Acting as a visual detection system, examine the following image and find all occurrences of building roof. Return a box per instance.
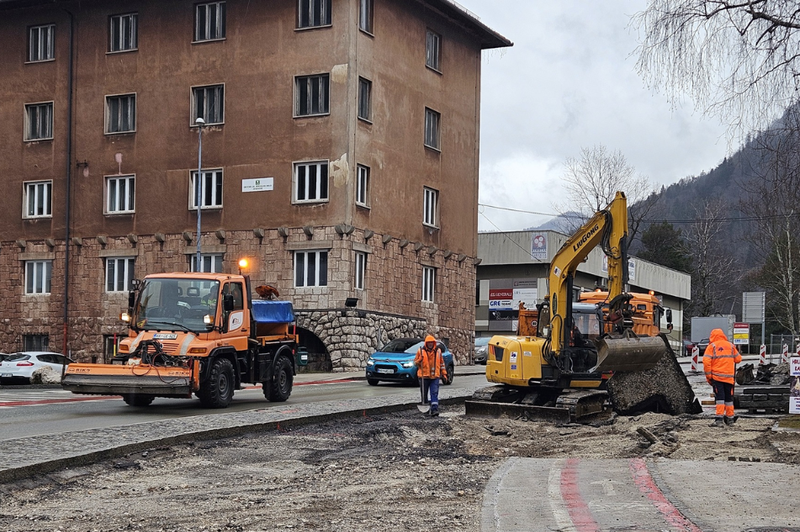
[0,0,513,49]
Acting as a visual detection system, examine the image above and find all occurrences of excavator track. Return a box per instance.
[465,386,610,423]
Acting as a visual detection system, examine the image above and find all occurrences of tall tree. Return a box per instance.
[635,0,800,135]
[685,200,738,317]
[637,221,692,273]
[560,144,655,243]
[740,106,800,336]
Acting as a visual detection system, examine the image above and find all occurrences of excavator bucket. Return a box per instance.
[592,335,669,373]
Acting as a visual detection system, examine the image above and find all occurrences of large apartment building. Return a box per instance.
[0,0,511,368]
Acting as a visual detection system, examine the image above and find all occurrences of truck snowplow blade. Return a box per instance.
[592,335,668,373]
[62,364,192,397]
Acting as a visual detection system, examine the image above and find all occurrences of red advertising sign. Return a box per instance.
[489,289,513,300]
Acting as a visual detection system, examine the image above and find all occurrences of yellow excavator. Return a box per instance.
[466,191,699,422]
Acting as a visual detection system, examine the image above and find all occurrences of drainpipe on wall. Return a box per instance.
[62,10,74,358]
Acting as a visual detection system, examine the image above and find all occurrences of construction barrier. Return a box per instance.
[782,343,789,364]
[690,345,700,372]
[759,344,767,365]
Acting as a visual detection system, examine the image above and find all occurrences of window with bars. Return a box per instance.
[356,164,369,207]
[424,107,440,150]
[295,74,329,116]
[106,94,136,133]
[423,187,438,228]
[190,169,223,209]
[28,24,54,62]
[24,180,52,219]
[294,250,328,287]
[25,102,53,141]
[105,257,135,292]
[426,29,441,71]
[195,1,226,41]
[25,260,52,295]
[192,84,224,124]
[359,0,373,33]
[298,0,331,28]
[358,77,371,121]
[355,251,366,290]
[293,161,329,203]
[190,254,224,273]
[422,266,436,303]
[24,334,49,351]
[109,13,137,52]
[106,175,135,214]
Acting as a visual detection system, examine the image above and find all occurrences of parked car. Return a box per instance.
[474,336,491,365]
[0,352,74,384]
[366,338,454,386]
[0,353,8,364]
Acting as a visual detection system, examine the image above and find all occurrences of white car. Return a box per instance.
[0,352,74,383]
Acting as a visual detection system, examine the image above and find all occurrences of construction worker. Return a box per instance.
[414,334,448,416]
[703,328,742,427]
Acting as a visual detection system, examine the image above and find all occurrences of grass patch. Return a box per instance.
[777,415,800,429]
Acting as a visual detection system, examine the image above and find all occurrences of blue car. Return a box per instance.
[366,337,454,386]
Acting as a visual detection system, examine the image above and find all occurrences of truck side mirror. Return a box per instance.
[666,308,673,323]
[128,290,136,313]
[223,293,234,312]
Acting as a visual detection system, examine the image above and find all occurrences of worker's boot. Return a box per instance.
[710,418,724,427]
[724,415,738,426]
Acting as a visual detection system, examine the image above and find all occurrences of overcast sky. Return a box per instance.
[454,0,732,231]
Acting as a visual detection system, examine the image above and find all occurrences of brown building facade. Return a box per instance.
[0,0,511,368]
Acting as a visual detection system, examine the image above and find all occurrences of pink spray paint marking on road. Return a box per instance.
[629,458,703,532]
[561,458,601,532]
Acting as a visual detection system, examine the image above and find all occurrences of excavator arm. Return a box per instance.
[548,191,629,357]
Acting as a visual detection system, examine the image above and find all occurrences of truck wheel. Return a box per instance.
[444,363,455,385]
[197,358,235,408]
[264,357,293,402]
[122,394,155,407]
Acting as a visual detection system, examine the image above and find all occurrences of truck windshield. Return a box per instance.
[135,278,220,332]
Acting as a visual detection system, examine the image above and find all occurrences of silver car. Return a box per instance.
[0,352,74,383]
[474,336,491,365]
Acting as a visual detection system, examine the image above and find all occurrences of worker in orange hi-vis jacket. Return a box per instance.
[703,328,742,427]
[414,334,447,416]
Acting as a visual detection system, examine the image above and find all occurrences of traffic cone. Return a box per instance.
[759,344,767,365]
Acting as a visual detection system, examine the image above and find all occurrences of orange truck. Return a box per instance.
[62,272,306,408]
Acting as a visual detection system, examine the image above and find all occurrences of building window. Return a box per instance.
[195,1,226,41]
[423,187,438,228]
[355,251,366,290]
[191,254,223,273]
[356,164,369,207]
[359,0,373,33]
[295,74,329,116]
[106,175,136,214]
[358,77,371,121]
[192,84,224,125]
[24,180,52,219]
[294,250,328,287]
[25,260,52,295]
[109,13,137,52]
[293,161,329,203]
[298,0,331,28]
[28,24,54,62]
[105,257,135,292]
[190,169,223,209]
[106,94,136,133]
[426,29,441,71]
[424,107,440,150]
[422,266,436,302]
[25,102,53,141]
[24,334,49,351]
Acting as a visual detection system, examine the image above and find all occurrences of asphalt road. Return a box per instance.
[0,372,489,441]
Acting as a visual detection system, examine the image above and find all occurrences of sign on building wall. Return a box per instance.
[531,234,547,260]
[241,177,274,192]
[790,357,800,414]
[488,279,540,331]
